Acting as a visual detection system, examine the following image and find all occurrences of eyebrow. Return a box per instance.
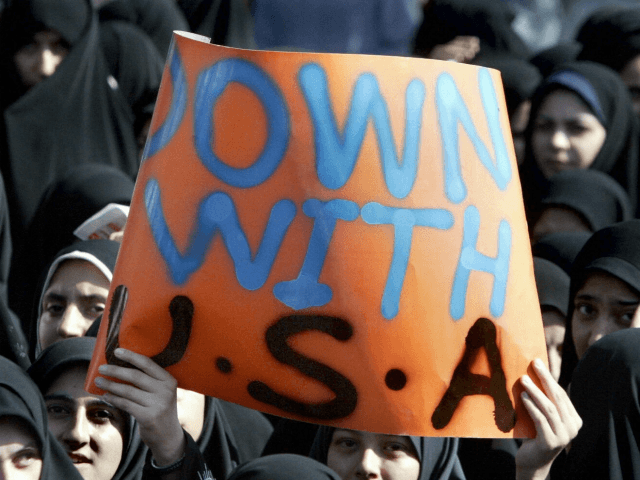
[44,393,117,410]
[575,294,639,306]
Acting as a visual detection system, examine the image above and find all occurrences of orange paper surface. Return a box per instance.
[87,32,547,438]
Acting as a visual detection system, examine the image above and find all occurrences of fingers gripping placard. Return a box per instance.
[87,33,547,437]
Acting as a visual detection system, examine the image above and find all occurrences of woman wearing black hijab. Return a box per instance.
[0,0,141,245]
[29,337,148,480]
[310,426,465,480]
[0,355,83,479]
[9,164,134,330]
[566,328,640,479]
[558,220,640,389]
[227,454,341,480]
[531,231,591,276]
[30,239,120,360]
[576,6,640,115]
[520,62,640,217]
[530,170,632,244]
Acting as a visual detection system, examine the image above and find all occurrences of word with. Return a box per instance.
[145,179,511,320]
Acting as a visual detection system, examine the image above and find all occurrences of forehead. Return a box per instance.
[44,363,89,398]
[576,270,640,300]
[0,417,39,448]
[31,29,64,45]
[537,89,596,120]
[47,259,110,293]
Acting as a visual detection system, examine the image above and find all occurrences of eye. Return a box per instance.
[46,403,70,417]
[13,448,41,469]
[89,303,105,316]
[44,302,65,316]
[533,119,553,132]
[575,303,595,318]
[566,122,589,135]
[88,407,117,425]
[617,309,637,327]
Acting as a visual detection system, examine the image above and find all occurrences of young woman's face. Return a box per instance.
[44,365,127,480]
[0,417,42,480]
[13,29,69,87]
[39,260,110,352]
[327,429,420,480]
[531,90,607,179]
[572,271,640,359]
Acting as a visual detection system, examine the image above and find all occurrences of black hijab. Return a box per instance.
[537,169,632,232]
[531,231,591,276]
[310,426,465,480]
[534,257,570,318]
[414,0,529,59]
[29,239,120,360]
[0,0,140,243]
[197,397,273,480]
[28,337,147,480]
[177,0,255,48]
[520,62,640,216]
[567,328,640,479]
[97,0,189,57]
[228,454,341,480]
[558,220,640,389]
[577,5,640,73]
[0,355,84,480]
[9,164,133,332]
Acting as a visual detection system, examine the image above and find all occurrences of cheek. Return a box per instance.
[574,131,606,168]
[571,315,590,359]
[383,457,421,480]
[327,450,354,478]
[95,426,124,477]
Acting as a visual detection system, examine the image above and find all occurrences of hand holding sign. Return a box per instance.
[87,32,547,437]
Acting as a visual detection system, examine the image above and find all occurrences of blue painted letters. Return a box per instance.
[194,58,290,188]
[361,203,454,319]
[437,68,511,204]
[274,199,359,310]
[143,46,188,160]
[144,178,296,287]
[450,206,511,320]
[299,63,425,199]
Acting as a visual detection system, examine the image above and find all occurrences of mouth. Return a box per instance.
[67,453,92,465]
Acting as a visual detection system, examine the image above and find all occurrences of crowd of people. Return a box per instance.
[1,0,640,478]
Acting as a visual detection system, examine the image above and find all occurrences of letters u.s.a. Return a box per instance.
[87,32,547,438]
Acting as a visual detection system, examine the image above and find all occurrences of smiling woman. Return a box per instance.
[28,337,147,480]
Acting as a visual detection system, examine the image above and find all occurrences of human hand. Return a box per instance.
[428,36,480,63]
[94,348,185,466]
[515,359,582,480]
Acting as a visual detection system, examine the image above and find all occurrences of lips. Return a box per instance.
[67,452,92,465]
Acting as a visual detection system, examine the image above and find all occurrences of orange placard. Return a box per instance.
[87,32,546,438]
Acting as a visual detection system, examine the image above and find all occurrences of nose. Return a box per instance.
[588,315,616,349]
[550,128,570,151]
[39,48,59,77]
[63,409,90,448]
[57,304,88,340]
[356,448,381,478]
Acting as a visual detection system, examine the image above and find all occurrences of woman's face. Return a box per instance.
[39,260,110,352]
[531,90,607,179]
[44,365,127,480]
[327,429,420,480]
[13,29,69,88]
[0,417,42,480]
[572,271,640,359]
